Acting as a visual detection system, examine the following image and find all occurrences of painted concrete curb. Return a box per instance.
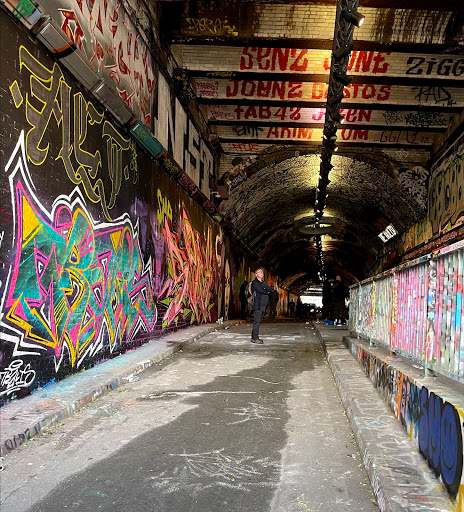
[0,320,243,457]
[317,330,453,512]
[344,336,464,509]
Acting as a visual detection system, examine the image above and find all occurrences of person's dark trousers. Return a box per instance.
[269,304,277,321]
[252,306,266,339]
[240,301,247,320]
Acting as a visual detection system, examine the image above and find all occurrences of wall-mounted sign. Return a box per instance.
[378,224,398,243]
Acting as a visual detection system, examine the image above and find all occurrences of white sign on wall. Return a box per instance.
[378,224,398,243]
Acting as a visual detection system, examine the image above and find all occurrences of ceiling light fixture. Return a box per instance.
[327,91,344,107]
[333,70,352,86]
[341,8,365,28]
[330,111,345,124]
[333,43,353,61]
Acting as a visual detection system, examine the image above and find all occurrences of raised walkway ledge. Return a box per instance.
[0,320,243,458]
[316,322,461,512]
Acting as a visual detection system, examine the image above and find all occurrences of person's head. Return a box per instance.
[255,268,264,280]
[336,275,341,281]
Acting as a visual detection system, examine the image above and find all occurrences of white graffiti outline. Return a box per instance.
[150,449,279,493]
[225,402,281,425]
[1,131,157,368]
[0,359,36,396]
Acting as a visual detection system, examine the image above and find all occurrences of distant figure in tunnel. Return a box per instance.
[333,275,349,326]
[295,297,303,320]
[322,278,334,322]
[288,299,295,318]
[269,285,279,322]
[239,279,249,320]
[251,268,273,344]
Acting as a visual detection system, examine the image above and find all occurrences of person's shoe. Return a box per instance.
[251,338,263,344]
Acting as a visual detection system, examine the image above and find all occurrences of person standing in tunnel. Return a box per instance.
[322,278,334,322]
[288,299,295,318]
[239,279,249,320]
[269,285,279,322]
[333,275,349,326]
[250,268,273,344]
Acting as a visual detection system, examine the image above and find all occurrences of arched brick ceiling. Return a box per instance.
[219,148,427,283]
[159,0,464,289]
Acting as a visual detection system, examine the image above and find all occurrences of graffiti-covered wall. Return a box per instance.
[349,341,464,505]
[38,0,157,126]
[15,0,215,197]
[428,133,464,238]
[0,10,241,405]
[401,130,464,253]
[349,238,464,381]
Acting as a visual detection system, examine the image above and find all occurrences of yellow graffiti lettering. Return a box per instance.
[186,17,238,36]
[19,46,65,166]
[157,189,173,227]
[13,46,138,222]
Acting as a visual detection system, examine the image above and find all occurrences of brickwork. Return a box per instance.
[174,3,459,45]
[216,124,436,147]
[180,46,464,80]
[208,105,452,129]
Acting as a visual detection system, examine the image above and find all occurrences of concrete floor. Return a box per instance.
[1,321,378,512]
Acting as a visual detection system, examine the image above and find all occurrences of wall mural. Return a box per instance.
[10,45,138,222]
[30,0,215,196]
[0,25,225,404]
[401,132,464,250]
[350,240,464,379]
[2,134,157,373]
[350,342,464,504]
[0,134,222,402]
[40,0,156,125]
[429,135,464,237]
[158,202,220,329]
[349,242,464,503]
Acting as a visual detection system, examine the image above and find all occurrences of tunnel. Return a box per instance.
[0,0,464,510]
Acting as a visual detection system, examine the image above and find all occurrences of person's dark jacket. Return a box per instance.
[333,281,348,302]
[239,281,248,302]
[269,289,279,304]
[251,278,272,313]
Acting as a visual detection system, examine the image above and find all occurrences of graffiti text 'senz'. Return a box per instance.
[240,48,390,74]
